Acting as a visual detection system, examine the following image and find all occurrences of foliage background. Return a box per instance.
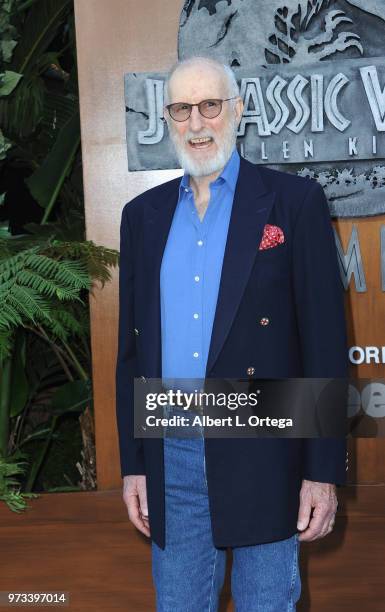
[0,0,118,510]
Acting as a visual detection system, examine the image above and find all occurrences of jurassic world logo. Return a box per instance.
[124,0,385,218]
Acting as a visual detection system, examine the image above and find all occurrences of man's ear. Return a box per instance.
[235,96,244,125]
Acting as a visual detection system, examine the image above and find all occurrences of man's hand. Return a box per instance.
[123,475,150,537]
[297,479,338,542]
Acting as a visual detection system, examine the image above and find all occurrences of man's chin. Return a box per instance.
[185,159,221,177]
[178,150,222,177]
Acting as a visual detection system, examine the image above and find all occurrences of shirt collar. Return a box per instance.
[179,146,240,195]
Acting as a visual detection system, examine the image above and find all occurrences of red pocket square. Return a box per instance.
[258,224,285,250]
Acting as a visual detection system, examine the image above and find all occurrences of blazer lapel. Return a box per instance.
[205,156,276,375]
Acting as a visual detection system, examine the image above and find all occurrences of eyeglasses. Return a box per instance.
[165,97,238,122]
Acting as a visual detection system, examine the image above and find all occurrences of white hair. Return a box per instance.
[164,56,240,107]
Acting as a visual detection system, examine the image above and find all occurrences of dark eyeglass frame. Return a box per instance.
[165,97,238,121]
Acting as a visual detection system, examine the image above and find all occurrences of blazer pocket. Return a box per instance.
[257,241,289,259]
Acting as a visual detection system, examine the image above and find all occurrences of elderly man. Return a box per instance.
[116,56,348,611]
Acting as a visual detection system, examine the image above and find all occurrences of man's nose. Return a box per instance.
[188,105,204,131]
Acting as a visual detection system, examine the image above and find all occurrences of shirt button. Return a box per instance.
[193,352,199,358]
[193,313,199,319]
[184,187,189,192]
[194,275,200,282]
[197,240,203,246]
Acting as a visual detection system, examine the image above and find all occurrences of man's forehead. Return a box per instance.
[168,65,225,99]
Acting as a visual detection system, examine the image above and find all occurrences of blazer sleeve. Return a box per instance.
[292,180,348,485]
[115,204,146,478]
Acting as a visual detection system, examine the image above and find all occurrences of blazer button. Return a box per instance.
[260,317,270,326]
[247,367,255,376]
[134,328,139,335]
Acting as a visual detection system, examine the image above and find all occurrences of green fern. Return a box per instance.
[0,452,39,512]
[0,236,118,360]
[47,239,119,287]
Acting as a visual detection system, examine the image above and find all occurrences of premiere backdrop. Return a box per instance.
[73,0,385,608]
[76,0,385,487]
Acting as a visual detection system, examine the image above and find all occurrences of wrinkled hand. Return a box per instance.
[297,479,338,542]
[123,475,150,537]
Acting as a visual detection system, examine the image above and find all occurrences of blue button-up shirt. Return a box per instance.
[160,147,240,390]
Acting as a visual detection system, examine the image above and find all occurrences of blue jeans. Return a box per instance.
[151,407,301,611]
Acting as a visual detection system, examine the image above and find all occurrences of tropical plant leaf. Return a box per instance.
[0,329,13,363]
[0,0,19,64]
[0,73,45,137]
[0,451,39,510]
[10,0,72,76]
[9,329,29,418]
[0,0,72,137]
[18,425,53,447]
[0,245,93,358]
[50,380,91,415]
[39,90,78,148]
[51,307,85,336]
[0,70,22,96]
[1,39,18,64]
[25,109,80,213]
[45,240,119,286]
[0,128,12,159]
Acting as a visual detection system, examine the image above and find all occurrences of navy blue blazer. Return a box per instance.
[115,154,348,549]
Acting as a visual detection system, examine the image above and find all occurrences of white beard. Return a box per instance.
[168,113,238,177]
